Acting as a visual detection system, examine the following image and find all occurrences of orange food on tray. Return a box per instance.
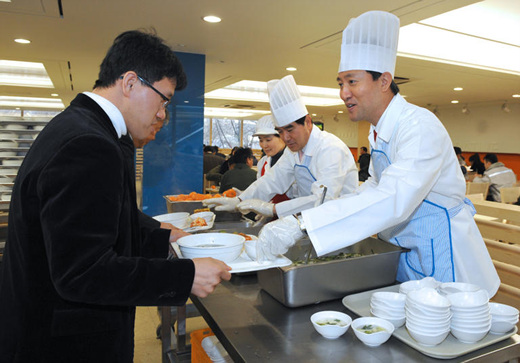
[190,217,207,228]
[222,189,236,198]
[167,189,235,202]
[237,232,252,241]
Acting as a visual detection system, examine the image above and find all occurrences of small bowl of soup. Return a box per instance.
[310,311,352,339]
[352,317,394,347]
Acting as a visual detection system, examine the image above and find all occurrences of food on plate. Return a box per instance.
[194,207,211,213]
[222,188,237,198]
[316,318,349,327]
[167,189,236,202]
[356,324,387,334]
[190,217,208,228]
[292,252,363,266]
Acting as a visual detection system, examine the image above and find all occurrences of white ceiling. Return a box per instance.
[0,0,519,118]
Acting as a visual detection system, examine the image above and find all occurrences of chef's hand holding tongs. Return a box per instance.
[256,215,305,261]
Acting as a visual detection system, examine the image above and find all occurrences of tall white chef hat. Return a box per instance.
[339,11,400,77]
[253,115,278,136]
[267,75,308,127]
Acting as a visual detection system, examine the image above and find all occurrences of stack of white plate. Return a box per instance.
[438,282,481,296]
[370,291,406,328]
[489,302,519,335]
[447,290,490,343]
[405,288,451,346]
[399,277,441,295]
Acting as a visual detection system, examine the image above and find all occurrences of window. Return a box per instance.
[204,118,261,150]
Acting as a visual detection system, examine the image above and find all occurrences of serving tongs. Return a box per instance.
[304,185,327,264]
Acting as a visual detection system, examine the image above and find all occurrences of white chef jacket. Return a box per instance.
[302,94,500,297]
[240,125,358,217]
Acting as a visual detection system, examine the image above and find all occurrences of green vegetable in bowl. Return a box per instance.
[316,318,348,327]
[357,324,386,334]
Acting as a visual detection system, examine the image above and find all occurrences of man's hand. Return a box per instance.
[191,258,232,297]
[237,199,274,217]
[160,222,190,242]
[202,197,240,212]
[256,215,305,261]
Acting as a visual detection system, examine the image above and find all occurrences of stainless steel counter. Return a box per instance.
[192,274,520,363]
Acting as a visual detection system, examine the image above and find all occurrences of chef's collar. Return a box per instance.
[83,92,127,138]
[370,94,405,144]
[300,124,321,157]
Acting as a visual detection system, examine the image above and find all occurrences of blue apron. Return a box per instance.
[371,139,462,283]
[294,155,317,197]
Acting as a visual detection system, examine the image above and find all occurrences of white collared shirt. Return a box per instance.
[83,92,127,139]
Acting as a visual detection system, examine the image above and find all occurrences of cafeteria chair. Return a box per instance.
[466,182,490,199]
[500,186,520,204]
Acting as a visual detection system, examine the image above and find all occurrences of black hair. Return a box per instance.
[294,115,308,126]
[454,147,462,155]
[203,146,214,153]
[361,146,368,153]
[366,71,399,95]
[94,29,187,90]
[484,153,498,164]
[229,147,253,165]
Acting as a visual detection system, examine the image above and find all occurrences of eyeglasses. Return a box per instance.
[136,75,170,109]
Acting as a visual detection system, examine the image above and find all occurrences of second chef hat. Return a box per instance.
[339,11,400,77]
[267,75,308,127]
[253,114,278,136]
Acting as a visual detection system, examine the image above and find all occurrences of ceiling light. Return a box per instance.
[0,96,64,109]
[51,93,59,97]
[338,111,343,114]
[312,114,317,116]
[513,94,520,98]
[451,100,459,104]
[502,102,511,113]
[14,38,30,44]
[204,107,269,118]
[205,80,343,107]
[462,104,470,115]
[286,67,297,72]
[203,15,221,23]
[0,60,54,88]
[454,87,463,91]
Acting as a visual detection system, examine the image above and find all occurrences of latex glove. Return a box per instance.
[232,187,243,197]
[202,197,240,212]
[237,199,274,217]
[256,215,304,261]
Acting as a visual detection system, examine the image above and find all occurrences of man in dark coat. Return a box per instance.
[0,30,231,362]
[357,146,371,182]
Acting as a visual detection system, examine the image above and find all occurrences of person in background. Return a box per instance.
[218,146,239,175]
[213,145,226,159]
[358,146,371,182]
[473,153,517,202]
[454,146,467,177]
[219,147,257,193]
[205,75,358,219]
[468,153,486,176]
[255,11,499,298]
[203,145,225,174]
[0,30,231,362]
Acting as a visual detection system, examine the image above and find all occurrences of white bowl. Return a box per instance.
[153,212,190,228]
[451,325,490,343]
[190,211,215,223]
[447,290,489,309]
[352,317,394,347]
[310,311,352,339]
[370,301,405,316]
[439,282,481,295]
[406,325,450,346]
[408,288,451,309]
[399,277,440,295]
[243,235,259,260]
[489,319,518,335]
[405,302,451,318]
[489,302,519,319]
[371,292,406,307]
[451,317,491,330]
[370,310,405,329]
[177,233,245,263]
[406,315,451,329]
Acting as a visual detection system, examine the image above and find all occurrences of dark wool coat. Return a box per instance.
[0,94,195,362]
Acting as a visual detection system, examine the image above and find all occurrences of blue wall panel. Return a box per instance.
[141,52,205,216]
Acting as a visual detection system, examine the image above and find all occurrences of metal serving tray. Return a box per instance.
[164,195,243,222]
[257,237,407,308]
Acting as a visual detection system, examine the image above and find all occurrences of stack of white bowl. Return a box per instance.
[405,288,451,346]
[447,290,491,343]
[438,282,481,296]
[370,291,406,328]
[399,277,441,295]
[489,302,519,335]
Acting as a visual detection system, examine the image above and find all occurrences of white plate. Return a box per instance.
[183,215,216,232]
[227,251,292,273]
[342,285,518,360]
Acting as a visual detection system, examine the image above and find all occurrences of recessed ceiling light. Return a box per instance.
[0,96,64,109]
[312,114,317,116]
[204,107,269,118]
[14,38,31,44]
[338,111,343,114]
[286,67,297,72]
[203,15,221,23]
[451,100,459,104]
[51,93,59,97]
[513,94,520,98]
[454,87,463,91]
[0,60,54,88]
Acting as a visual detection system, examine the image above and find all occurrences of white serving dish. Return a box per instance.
[352,316,394,347]
[153,212,190,228]
[177,233,245,263]
[489,319,518,335]
[190,211,215,224]
[310,311,352,340]
[489,302,519,318]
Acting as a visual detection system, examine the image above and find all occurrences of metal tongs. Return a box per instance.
[304,185,327,264]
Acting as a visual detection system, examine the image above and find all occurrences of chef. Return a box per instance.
[255,11,500,297]
[204,75,358,218]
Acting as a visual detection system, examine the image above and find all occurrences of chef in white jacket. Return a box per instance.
[256,11,500,297]
[204,75,358,218]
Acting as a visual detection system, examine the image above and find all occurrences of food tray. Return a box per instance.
[257,237,407,308]
[342,285,518,360]
[164,195,242,222]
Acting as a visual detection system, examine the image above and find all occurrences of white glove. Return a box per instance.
[237,199,274,217]
[256,215,304,261]
[202,197,240,212]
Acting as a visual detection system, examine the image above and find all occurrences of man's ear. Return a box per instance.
[120,71,138,97]
[380,72,393,93]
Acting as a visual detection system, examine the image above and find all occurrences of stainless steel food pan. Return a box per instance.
[257,237,406,308]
